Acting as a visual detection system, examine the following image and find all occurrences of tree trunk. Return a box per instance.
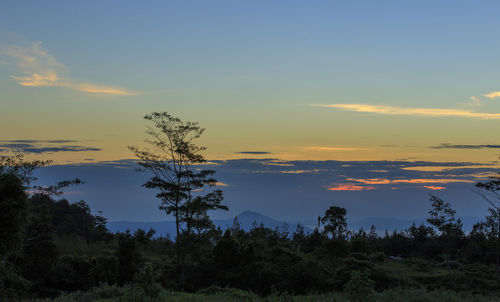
[174,206,185,285]
[497,208,499,266]
[0,259,5,299]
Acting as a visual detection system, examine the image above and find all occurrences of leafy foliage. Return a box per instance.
[321,206,348,239]
[344,270,375,302]
[0,172,28,257]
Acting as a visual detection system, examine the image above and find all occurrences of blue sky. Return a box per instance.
[2,1,500,223]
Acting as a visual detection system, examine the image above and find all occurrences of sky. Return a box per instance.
[32,158,499,227]
[1,1,500,223]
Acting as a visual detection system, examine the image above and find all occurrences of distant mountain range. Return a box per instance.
[107,211,313,237]
[107,211,483,237]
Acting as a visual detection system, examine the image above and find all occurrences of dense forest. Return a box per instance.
[1,113,500,302]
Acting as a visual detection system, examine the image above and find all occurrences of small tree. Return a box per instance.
[427,194,462,260]
[0,173,28,259]
[475,174,500,265]
[0,154,51,298]
[0,153,84,297]
[0,154,51,189]
[129,112,228,283]
[0,173,28,297]
[321,206,347,240]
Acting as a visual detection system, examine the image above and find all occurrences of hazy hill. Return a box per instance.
[108,211,482,237]
[350,216,481,233]
[107,210,312,237]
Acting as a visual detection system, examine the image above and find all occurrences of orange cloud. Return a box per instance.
[11,71,59,87]
[327,183,376,191]
[346,178,391,184]
[279,170,314,174]
[313,104,500,119]
[423,186,445,190]
[347,177,473,185]
[72,83,137,96]
[402,165,500,172]
[391,178,473,184]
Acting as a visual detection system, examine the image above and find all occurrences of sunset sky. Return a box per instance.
[1,1,500,223]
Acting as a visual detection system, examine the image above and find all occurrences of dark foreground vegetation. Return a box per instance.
[1,113,500,301]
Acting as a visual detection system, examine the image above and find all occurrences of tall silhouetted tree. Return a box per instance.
[321,206,347,240]
[129,112,227,284]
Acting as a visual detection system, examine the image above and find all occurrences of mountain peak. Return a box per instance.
[237,210,265,219]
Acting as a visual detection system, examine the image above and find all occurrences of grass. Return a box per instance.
[25,258,500,302]
[372,258,500,293]
[29,287,500,302]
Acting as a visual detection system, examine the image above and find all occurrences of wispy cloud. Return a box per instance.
[192,181,229,193]
[346,178,391,184]
[0,140,101,154]
[392,178,473,184]
[306,146,366,151]
[401,165,500,172]
[236,151,272,155]
[430,143,500,149]
[483,91,500,99]
[326,177,470,192]
[1,42,136,96]
[313,104,500,119]
[69,83,137,96]
[1,139,78,144]
[469,96,481,106]
[261,160,294,167]
[423,186,445,190]
[347,177,473,184]
[327,183,376,191]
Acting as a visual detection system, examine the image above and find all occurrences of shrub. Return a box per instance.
[197,285,258,300]
[344,270,375,302]
[131,264,161,299]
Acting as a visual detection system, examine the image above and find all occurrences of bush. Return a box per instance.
[344,270,375,302]
[50,255,92,292]
[90,255,119,286]
[47,283,129,302]
[131,264,161,299]
[196,285,258,300]
[0,260,30,299]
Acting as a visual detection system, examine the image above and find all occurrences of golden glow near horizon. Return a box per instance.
[6,139,500,166]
